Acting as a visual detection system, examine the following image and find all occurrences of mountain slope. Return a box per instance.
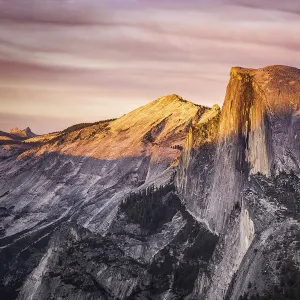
[0,94,213,299]
[0,94,208,237]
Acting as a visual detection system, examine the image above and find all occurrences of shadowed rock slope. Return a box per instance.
[1,66,300,299]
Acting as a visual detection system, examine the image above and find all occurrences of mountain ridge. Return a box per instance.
[9,127,36,139]
[20,94,212,161]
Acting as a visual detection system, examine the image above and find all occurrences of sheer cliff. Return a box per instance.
[0,66,300,300]
[176,65,300,299]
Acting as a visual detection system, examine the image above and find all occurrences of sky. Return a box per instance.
[0,0,300,134]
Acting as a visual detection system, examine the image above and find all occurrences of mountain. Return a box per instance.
[9,127,37,139]
[0,127,37,145]
[0,66,300,300]
[0,95,214,299]
[0,127,38,158]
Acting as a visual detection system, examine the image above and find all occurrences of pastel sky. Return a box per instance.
[0,0,300,134]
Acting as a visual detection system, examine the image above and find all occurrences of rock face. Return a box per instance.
[176,65,300,299]
[0,66,300,300]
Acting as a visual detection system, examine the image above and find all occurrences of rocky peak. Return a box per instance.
[9,127,36,139]
[155,94,189,105]
[157,93,184,101]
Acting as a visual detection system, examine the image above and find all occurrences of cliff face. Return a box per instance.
[177,65,300,234]
[176,65,300,299]
[0,66,300,300]
[227,66,300,176]
[175,104,221,228]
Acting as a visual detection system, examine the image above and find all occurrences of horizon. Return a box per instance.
[1,0,300,134]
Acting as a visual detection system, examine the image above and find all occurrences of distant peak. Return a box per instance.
[10,127,32,133]
[9,127,36,138]
[25,127,33,133]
